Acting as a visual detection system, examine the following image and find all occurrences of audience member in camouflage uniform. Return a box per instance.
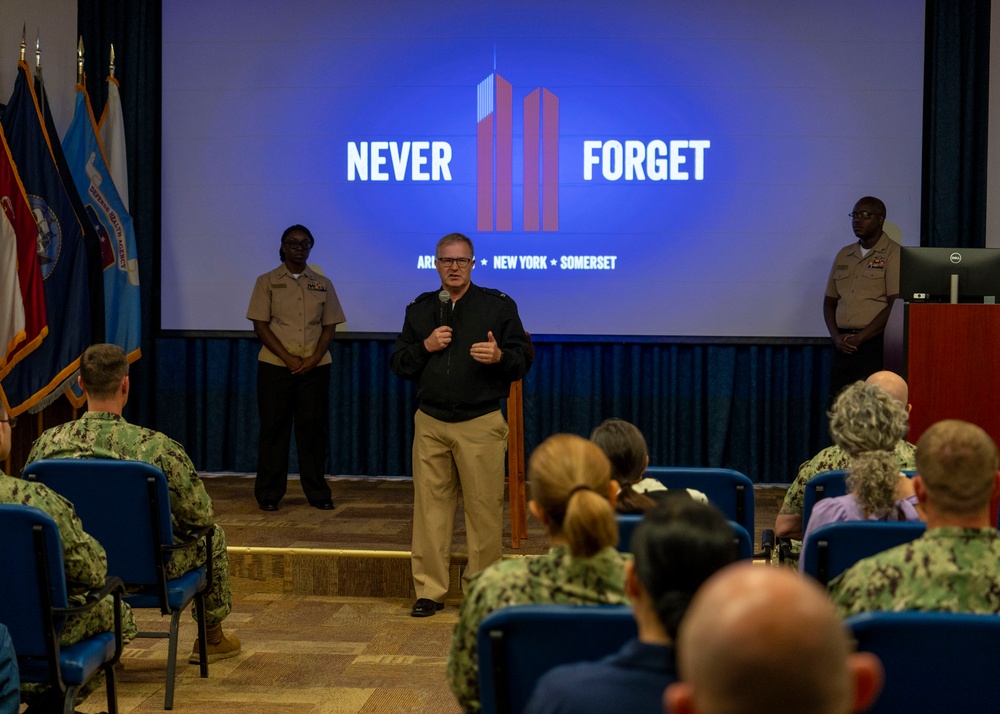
[25,344,240,665]
[447,434,628,714]
[774,371,915,560]
[666,565,883,714]
[0,402,137,707]
[830,419,1000,616]
[0,623,17,713]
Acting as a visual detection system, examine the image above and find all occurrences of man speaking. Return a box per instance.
[391,233,533,617]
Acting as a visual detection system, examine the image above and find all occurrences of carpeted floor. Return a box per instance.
[70,594,464,714]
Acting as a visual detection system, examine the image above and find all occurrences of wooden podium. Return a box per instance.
[905,303,1000,445]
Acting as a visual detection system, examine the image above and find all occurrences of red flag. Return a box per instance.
[0,122,47,379]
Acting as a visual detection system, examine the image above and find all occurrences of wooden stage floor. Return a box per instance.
[204,474,786,556]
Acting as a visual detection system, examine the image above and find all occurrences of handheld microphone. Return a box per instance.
[438,289,451,328]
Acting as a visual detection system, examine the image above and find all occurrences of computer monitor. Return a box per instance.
[900,247,1000,304]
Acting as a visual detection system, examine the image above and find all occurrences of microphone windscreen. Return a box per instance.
[438,289,450,303]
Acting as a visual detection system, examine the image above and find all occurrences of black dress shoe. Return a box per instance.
[411,598,444,617]
[310,499,335,510]
[258,500,279,511]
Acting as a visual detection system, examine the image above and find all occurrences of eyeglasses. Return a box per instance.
[437,257,474,268]
[0,416,15,428]
[282,239,313,249]
[848,211,883,220]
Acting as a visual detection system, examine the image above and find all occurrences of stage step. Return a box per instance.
[228,547,531,599]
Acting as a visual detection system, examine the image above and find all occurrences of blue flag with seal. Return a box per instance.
[0,62,91,415]
[62,83,141,365]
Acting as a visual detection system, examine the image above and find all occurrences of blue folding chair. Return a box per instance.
[616,514,752,560]
[800,469,849,533]
[477,604,636,714]
[615,514,643,553]
[25,459,213,710]
[644,467,755,536]
[0,504,124,714]
[846,611,1000,713]
[800,521,926,586]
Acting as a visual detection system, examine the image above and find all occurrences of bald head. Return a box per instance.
[864,371,908,408]
[915,419,999,518]
[665,565,882,714]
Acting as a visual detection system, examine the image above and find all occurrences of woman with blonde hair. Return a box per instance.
[447,433,628,713]
[803,381,924,545]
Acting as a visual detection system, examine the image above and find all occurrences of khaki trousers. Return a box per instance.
[411,409,509,601]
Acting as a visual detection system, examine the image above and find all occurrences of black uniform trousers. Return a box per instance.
[829,332,884,404]
[255,361,332,504]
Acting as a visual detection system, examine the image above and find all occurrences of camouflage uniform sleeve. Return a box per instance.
[447,564,528,714]
[780,458,815,516]
[47,490,108,595]
[156,436,214,535]
[447,573,497,713]
[828,554,906,618]
[898,441,917,469]
[781,447,851,516]
[25,429,56,464]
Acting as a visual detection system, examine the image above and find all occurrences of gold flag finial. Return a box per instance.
[20,25,25,62]
[109,44,116,79]
[77,36,84,85]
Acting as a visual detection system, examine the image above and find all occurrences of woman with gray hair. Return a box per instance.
[802,381,924,544]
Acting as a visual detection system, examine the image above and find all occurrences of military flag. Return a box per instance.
[98,72,129,212]
[0,62,92,415]
[62,82,141,365]
[0,122,47,379]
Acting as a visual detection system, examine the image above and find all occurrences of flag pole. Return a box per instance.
[20,25,25,62]
[34,32,41,79]
[109,44,116,79]
[77,36,85,85]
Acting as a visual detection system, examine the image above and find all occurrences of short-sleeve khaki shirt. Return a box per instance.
[246,264,346,366]
[825,231,900,330]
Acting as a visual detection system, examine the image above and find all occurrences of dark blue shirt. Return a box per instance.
[523,639,676,714]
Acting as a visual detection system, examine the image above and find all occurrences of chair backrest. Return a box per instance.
[801,469,848,532]
[800,521,926,586]
[615,514,643,553]
[0,505,67,672]
[846,611,1000,714]
[477,604,636,714]
[24,459,175,589]
[728,520,753,560]
[644,467,755,534]
[615,514,751,561]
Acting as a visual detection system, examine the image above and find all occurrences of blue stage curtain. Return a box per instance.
[151,337,832,484]
[922,0,990,248]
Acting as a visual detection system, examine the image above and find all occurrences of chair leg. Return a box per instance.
[196,593,209,678]
[62,685,79,714]
[164,608,183,710]
[105,663,120,714]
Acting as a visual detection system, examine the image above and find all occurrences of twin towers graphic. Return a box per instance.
[477,72,558,232]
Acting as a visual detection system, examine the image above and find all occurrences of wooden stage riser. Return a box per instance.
[228,550,529,599]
